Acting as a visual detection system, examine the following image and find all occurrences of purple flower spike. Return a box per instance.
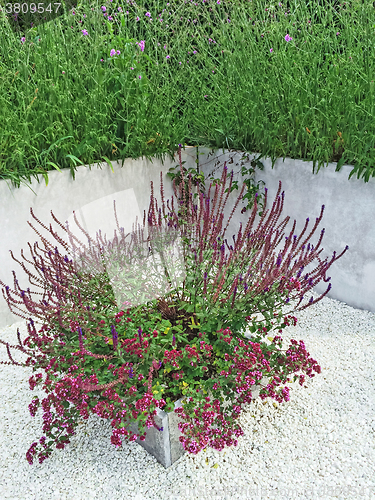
[78,327,83,350]
[111,325,118,350]
[129,367,134,378]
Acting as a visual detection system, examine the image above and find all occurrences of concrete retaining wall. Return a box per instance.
[0,147,374,330]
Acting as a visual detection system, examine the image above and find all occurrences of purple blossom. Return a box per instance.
[270,48,273,53]
[138,40,145,52]
[110,49,116,57]
[129,367,134,378]
[285,34,293,42]
[101,6,106,11]
[145,12,151,17]
[21,37,26,43]
[81,29,88,36]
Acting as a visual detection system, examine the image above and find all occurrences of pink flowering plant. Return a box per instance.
[0,148,348,465]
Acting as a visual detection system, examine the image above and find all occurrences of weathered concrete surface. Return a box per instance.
[0,147,373,332]
[127,399,186,468]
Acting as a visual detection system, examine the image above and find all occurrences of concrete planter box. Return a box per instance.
[127,398,186,468]
[127,374,269,468]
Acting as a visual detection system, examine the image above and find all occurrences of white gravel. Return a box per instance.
[0,290,374,500]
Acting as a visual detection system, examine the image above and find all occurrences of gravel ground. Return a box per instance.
[0,290,374,500]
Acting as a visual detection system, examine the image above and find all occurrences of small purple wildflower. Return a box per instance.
[166,55,170,59]
[136,16,139,21]
[81,29,88,36]
[285,34,293,42]
[110,49,116,57]
[138,40,145,52]
[270,48,273,53]
[116,50,120,55]
[101,6,106,12]
[21,37,26,43]
[145,12,151,17]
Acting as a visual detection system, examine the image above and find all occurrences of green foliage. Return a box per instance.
[0,0,375,187]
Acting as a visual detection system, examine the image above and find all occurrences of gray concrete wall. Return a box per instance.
[0,147,373,330]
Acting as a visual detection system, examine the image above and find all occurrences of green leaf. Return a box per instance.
[66,154,83,168]
[46,161,62,173]
[101,155,114,173]
[41,172,49,186]
[335,156,346,172]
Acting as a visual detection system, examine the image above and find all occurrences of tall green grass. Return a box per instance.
[0,0,374,189]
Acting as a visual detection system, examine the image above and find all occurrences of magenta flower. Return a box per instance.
[21,37,26,43]
[285,34,293,42]
[270,48,273,53]
[101,6,106,12]
[81,29,88,36]
[166,55,170,59]
[145,12,151,17]
[116,50,120,55]
[138,40,145,52]
[110,49,116,57]
[136,16,139,21]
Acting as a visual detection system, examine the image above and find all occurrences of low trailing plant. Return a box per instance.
[0,147,349,465]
